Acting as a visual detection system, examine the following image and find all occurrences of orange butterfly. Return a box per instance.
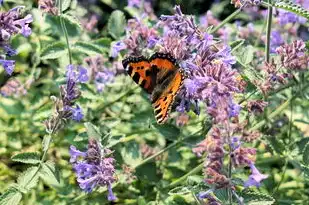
[122,53,184,124]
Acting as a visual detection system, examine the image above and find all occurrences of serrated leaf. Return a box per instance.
[40,161,60,186]
[17,166,39,191]
[274,0,309,20]
[11,152,41,164]
[41,42,67,60]
[62,14,81,29]
[241,189,275,205]
[153,124,180,141]
[72,41,103,56]
[265,135,286,155]
[84,122,101,141]
[168,186,191,195]
[108,10,126,39]
[0,187,22,205]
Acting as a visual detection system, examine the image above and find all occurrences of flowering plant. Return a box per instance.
[0,0,309,204]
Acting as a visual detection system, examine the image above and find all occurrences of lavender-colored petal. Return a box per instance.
[69,145,87,163]
[107,183,117,201]
[0,59,15,75]
[244,163,268,187]
[71,105,84,121]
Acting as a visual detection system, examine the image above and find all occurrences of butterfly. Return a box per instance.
[122,53,184,124]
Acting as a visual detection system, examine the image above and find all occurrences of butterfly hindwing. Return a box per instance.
[122,56,155,94]
[152,71,183,124]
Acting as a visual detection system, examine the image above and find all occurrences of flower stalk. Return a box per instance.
[59,0,72,64]
[265,0,273,63]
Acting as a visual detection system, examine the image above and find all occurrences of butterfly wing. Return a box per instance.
[122,56,155,94]
[150,53,184,124]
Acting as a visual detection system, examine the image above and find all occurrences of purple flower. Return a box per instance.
[69,145,87,163]
[70,139,117,201]
[229,101,241,117]
[277,10,307,25]
[217,46,236,65]
[111,41,126,58]
[95,71,115,92]
[3,45,17,56]
[244,163,268,187]
[38,0,58,15]
[270,31,284,53]
[70,105,84,122]
[0,59,15,75]
[0,0,3,6]
[0,8,33,41]
[66,65,89,83]
[231,136,241,150]
[127,0,140,7]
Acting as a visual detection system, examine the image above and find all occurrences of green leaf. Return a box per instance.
[0,187,22,205]
[153,124,180,141]
[237,45,255,65]
[61,0,71,11]
[41,42,67,60]
[72,41,103,56]
[62,13,82,30]
[300,163,309,176]
[168,186,191,195]
[40,161,60,186]
[135,162,161,182]
[241,189,275,205]
[84,122,102,141]
[11,152,41,164]
[274,0,309,21]
[108,10,126,39]
[17,166,39,191]
[93,38,112,48]
[265,135,286,155]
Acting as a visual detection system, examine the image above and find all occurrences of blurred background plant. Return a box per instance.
[0,0,308,204]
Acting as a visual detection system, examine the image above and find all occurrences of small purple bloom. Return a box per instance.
[95,71,115,93]
[270,31,284,53]
[69,145,87,163]
[111,41,126,58]
[0,59,15,75]
[127,0,140,7]
[3,45,17,56]
[231,136,241,150]
[70,139,117,201]
[217,46,236,65]
[244,163,268,187]
[277,10,307,25]
[66,64,89,83]
[71,105,84,121]
[229,101,241,117]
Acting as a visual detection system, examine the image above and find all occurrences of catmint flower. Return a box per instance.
[3,45,17,56]
[70,139,117,200]
[111,41,126,58]
[82,15,98,32]
[95,71,115,93]
[70,105,84,122]
[247,100,268,114]
[276,40,309,71]
[0,78,27,97]
[197,190,221,205]
[270,31,284,53]
[277,10,307,25]
[38,0,58,15]
[66,64,89,83]
[0,59,14,75]
[244,163,268,187]
[127,0,140,8]
[216,46,236,65]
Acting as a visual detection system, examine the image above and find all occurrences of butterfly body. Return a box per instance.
[122,53,184,124]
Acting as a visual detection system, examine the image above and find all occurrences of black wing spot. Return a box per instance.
[145,69,151,76]
[152,65,159,73]
[140,80,146,88]
[155,108,162,114]
[132,72,140,83]
[163,96,168,101]
[156,114,163,120]
[127,66,133,75]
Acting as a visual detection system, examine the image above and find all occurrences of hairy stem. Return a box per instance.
[265,0,273,63]
[210,8,241,34]
[59,0,72,64]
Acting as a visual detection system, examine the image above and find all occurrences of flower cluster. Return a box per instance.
[38,0,58,15]
[44,65,87,133]
[70,138,117,201]
[231,0,262,8]
[0,6,33,75]
[84,55,117,93]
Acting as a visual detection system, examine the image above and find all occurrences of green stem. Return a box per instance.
[272,159,288,195]
[265,0,273,63]
[59,0,72,64]
[250,97,291,131]
[133,129,202,169]
[167,163,204,188]
[210,8,241,34]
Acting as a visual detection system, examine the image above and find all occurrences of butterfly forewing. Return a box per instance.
[122,56,155,94]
